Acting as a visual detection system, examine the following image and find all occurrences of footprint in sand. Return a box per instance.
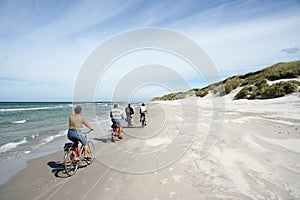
[160,178,168,185]
[172,175,182,183]
[169,191,176,197]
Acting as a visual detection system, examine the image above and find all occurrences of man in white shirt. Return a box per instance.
[139,103,147,126]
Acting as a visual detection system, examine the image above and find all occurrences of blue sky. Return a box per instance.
[0,0,300,101]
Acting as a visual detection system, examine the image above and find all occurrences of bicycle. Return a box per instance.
[63,130,95,176]
[111,126,123,143]
[126,116,133,127]
[141,114,146,128]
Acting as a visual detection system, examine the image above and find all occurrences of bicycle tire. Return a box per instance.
[63,150,79,176]
[141,117,145,128]
[86,141,95,165]
[142,121,144,128]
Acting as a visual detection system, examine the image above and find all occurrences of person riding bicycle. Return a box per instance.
[110,103,124,140]
[140,103,147,126]
[67,106,94,160]
[125,103,134,127]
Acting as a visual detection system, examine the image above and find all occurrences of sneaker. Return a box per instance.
[84,156,91,160]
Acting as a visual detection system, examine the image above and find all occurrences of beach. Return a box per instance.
[0,91,300,200]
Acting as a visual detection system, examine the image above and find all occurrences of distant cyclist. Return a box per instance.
[67,106,94,160]
[110,104,124,140]
[139,103,147,126]
[125,103,134,127]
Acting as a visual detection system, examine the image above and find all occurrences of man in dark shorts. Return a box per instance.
[110,104,124,141]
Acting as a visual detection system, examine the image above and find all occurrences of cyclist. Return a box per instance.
[67,106,94,160]
[139,103,147,126]
[110,103,124,141]
[125,103,134,126]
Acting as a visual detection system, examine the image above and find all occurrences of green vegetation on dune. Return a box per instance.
[194,88,209,97]
[233,60,300,99]
[151,90,195,101]
[151,60,300,101]
[249,81,299,99]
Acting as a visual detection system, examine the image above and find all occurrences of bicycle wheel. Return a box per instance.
[63,150,79,176]
[141,117,145,128]
[86,141,95,165]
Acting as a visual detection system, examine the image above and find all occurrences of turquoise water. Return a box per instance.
[0,102,134,161]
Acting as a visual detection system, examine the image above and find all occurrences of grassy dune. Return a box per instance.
[152,60,300,101]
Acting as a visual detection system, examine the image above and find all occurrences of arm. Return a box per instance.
[84,121,94,131]
[130,107,134,115]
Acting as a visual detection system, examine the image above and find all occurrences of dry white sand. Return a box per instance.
[0,90,299,200]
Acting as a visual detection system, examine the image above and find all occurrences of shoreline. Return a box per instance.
[1,94,300,199]
[0,134,69,186]
[0,124,111,186]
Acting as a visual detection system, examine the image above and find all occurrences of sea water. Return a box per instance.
[0,102,135,162]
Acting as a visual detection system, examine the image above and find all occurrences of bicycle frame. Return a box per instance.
[70,130,91,157]
[111,126,122,142]
[72,145,83,157]
[63,130,94,176]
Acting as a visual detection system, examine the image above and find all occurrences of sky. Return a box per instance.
[0,0,300,101]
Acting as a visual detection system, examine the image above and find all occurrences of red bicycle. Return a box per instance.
[111,126,123,142]
[63,130,95,176]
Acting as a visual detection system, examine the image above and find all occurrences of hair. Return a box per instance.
[114,103,118,108]
[74,106,82,114]
[142,103,145,106]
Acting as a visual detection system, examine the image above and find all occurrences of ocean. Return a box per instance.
[0,102,133,162]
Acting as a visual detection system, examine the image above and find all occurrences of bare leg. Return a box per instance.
[84,146,88,157]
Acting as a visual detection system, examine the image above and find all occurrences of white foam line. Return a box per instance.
[0,138,27,153]
[0,105,65,112]
[11,120,27,124]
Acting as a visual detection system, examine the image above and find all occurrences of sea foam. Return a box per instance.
[11,120,27,124]
[0,137,27,153]
[0,105,65,112]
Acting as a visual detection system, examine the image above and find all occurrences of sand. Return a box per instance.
[0,90,300,200]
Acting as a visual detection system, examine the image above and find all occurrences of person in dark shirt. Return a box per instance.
[125,103,134,127]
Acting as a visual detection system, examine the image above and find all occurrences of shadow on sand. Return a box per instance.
[47,161,69,178]
[47,159,90,178]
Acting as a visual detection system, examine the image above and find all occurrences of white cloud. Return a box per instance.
[281,47,300,54]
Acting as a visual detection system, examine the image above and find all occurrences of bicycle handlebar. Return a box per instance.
[82,129,93,134]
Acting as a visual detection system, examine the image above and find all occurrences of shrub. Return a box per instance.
[254,79,268,88]
[195,88,209,97]
[225,77,241,94]
[252,84,270,99]
[264,61,300,81]
[235,86,257,99]
[289,80,300,86]
[283,81,299,94]
[261,81,299,98]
